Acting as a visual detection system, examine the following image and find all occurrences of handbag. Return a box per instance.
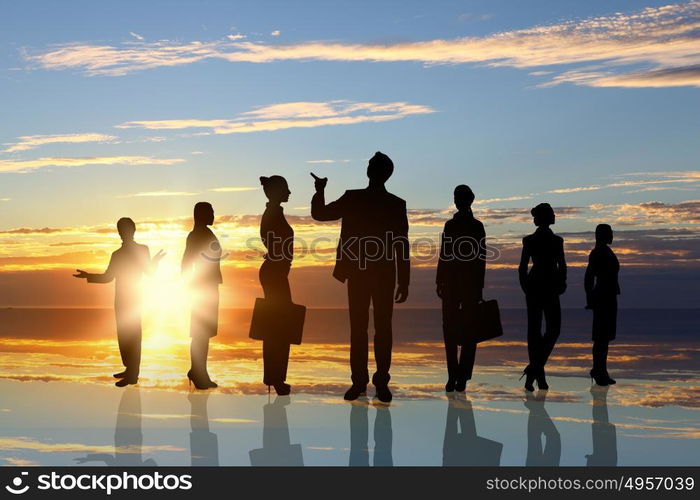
[249,297,306,345]
[460,299,503,344]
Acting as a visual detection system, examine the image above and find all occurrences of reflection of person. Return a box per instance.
[258,175,295,396]
[249,396,304,466]
[443,393,502,466]
[311,152,410,403]
[585,224,620,386]
[524,391,561,466]
[349,399,393,466]
[518,203,566,392]
[188,392,219,466]
[436,185,486,392]
[586,386,617,466]
[74,217,164,387]
[74,387,156,466]
[182,202,222,390]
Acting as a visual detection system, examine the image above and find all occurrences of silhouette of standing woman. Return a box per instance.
[436,185,486,392]
[518,203,566,392]
[258,175,294,396]
[182,202,222,390]
[74,217,164,387]
[584,224,619,386]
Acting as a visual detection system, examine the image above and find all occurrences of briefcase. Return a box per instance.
[460,299,503,344]
[249,297,306,345]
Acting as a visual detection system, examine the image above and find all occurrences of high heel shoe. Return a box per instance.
[520,366,535,392]
[589,369,609,386]
[187,369,211,390]
[535,367,549,390]
[454,378,467,392]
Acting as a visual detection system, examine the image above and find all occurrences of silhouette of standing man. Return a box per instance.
[436,185,486,392]
[74,217,164,387]
[311,152,410,403]
[182,202,222,390]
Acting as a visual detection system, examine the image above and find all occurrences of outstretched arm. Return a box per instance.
[310,173,346,221]
[73,254,115,284]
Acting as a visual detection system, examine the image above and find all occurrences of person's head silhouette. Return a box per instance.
[367,151,394,186]
[117,217,136,243]
[260,175,290,204]
[531,203,555,227]
[454,185,475,212]
[595,224,613,245]
[194,202,215,227]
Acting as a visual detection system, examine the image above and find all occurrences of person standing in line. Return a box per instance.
[258,175,295,396]
[310,152,410,403]
[436,185,486,392]
[182,202,222,390]
[74,217,164,387]
[518,203,567,392]
[584,224,620,386]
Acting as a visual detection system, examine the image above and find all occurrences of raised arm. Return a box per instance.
[310,172,346,221]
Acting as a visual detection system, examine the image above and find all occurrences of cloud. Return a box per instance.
[129,31,144,41]
[119,190,198,198]
[547,170,700,194]
[115,100,436,135]
[306,159,351,164]
[208,186,259,192]
[3,133,118,153]
[0,156,185,174]
[270,30,281,37]
[21,2,700,88]
[227,33,246,41]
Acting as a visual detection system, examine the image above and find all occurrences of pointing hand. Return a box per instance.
[310,172,328,192]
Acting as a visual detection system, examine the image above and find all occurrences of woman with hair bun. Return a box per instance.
[518,203,567,392]
[258,175,294,395]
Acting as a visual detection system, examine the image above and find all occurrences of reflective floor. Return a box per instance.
[1,375,698,467]
[1,308,698,466]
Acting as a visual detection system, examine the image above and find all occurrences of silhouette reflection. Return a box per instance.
[525,390,561,466]
[586,386,617,466]
[443,393,502,466]
[188,393,219,466]
[349,398,393,466]
[249,396,303,466]
[74,387,156,466]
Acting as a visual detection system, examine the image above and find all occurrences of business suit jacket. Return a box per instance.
[519,227,567,296]
[584,245,620,305]
[311,186,410,288]
[436,210,486,294]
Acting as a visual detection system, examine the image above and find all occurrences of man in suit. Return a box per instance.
[74,218,164,387]
[311,152,410,403]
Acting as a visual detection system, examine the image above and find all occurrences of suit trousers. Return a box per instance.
[525,293,561,370]
[347,270,395,387]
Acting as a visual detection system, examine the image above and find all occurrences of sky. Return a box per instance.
[0,0,698,307]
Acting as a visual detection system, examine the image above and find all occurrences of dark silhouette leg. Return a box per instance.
[348,277,371,388]
[259,260,293,390]
[459,340,477,381]
[525,294,544,369]
[371,278,394,388]
[592,339,608,373]
[442,295,460,383]
[540,295,561,368]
